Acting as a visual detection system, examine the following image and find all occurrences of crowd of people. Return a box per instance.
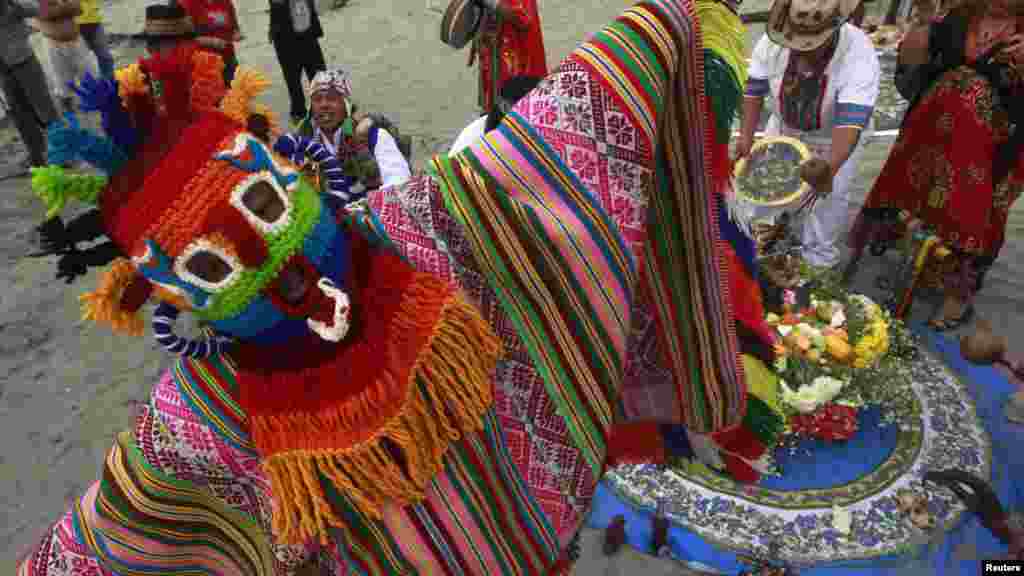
[5,0,1023,572]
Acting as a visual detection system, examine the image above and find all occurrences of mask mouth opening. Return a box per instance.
[267,254,325,318]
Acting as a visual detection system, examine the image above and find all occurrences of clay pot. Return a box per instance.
[960,319,1007,365]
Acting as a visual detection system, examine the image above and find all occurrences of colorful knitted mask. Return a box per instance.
[31,48,502,546]
[32,47,359,343]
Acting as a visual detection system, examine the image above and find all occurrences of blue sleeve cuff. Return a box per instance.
[834,103,873,129]
[367,125,379,152]
[745,77,770,98]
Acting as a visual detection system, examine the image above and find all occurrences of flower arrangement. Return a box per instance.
[766,273,920,442]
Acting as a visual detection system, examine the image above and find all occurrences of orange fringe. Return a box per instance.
[251,295,502,545]
[79,259,147,336]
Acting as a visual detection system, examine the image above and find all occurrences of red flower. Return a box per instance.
[789,404,859,442]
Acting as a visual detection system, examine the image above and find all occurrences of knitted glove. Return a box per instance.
[36,216,70,254]
[55,242,122,284]
[71,72,119,114]
[273,133,305,165]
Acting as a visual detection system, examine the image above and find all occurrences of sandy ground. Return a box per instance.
[1,0,1021,573]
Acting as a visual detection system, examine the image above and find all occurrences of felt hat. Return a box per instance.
[132,4,197,40]
[440,0,482,50]
[767,0,860,51]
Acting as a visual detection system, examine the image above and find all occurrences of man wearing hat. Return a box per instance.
[16,0,777,572]
[736,0,881,271]
[133,3,198,55]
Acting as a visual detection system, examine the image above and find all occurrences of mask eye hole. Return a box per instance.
[243,180,285,223]
[230,171,293,236]
[175,239,242,294]
[184,250,233,284]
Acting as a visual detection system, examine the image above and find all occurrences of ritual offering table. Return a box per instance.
[599,277,1016,574]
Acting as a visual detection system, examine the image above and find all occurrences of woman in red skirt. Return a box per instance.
[467,0,547,113]
[849,0,1024,330]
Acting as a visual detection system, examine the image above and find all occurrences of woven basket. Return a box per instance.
[733,136,811,207]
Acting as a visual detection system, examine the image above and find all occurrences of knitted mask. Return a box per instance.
[32,47,352,343]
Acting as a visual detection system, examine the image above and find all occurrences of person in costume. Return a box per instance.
[178,0,242,84]
[467,0,547,113]
[268,0,326,126]
[275,68,411,209]
[847,0,1024,329]
[16,0,787,573]
[736,0,881,271]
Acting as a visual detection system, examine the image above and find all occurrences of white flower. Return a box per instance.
[778,325,793,337]
[830,306,846,329]
[833,505,852,534]
[780,376,846,414]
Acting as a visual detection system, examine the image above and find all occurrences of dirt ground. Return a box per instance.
[1,0,1021,573]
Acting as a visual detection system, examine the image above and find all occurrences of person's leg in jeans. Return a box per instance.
[273,37,308,122]
[3,56,59,167]
[79,23,116,79]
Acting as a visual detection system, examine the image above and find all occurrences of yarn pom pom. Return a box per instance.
[79,258,147,336]
[221,67,273,125]
[114,64,149,103]
[30,165,107,219]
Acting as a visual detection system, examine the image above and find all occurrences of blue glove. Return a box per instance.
[273,134,306,165]
[46,112,84,167]
[70,72,118,114]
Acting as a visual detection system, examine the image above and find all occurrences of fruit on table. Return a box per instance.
[825,333,852,363]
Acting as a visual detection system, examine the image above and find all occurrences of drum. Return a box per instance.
[441,0,482,50]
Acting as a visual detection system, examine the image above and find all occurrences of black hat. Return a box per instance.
[132,4,197,40]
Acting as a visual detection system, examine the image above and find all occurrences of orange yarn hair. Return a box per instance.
[220,68,280,134]
[79,259,151,336]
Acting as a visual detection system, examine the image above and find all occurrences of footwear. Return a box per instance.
[603,515,626,556]
[652,503,671,557]
[928,300,975,332]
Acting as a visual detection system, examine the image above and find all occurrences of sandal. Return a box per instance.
[929,301,975,332]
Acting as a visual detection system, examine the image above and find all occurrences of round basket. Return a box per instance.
[733,136,811,207]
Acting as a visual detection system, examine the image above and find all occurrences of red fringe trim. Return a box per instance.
[605,422,667,466]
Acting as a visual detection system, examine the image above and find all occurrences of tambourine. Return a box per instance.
[441,0,482,50]
[733,136,811,207]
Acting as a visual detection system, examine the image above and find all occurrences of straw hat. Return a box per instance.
[767,0,861,51]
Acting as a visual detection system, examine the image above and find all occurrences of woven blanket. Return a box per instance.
[432,4,747,485]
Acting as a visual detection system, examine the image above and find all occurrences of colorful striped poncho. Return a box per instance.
[18,0,779,574]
